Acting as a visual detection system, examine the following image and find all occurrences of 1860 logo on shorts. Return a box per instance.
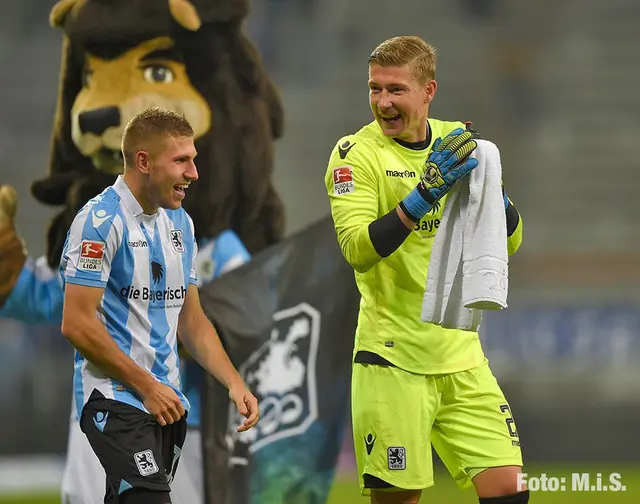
[133,449,159,477]
[226,303,320,465]
[388,446,406,470]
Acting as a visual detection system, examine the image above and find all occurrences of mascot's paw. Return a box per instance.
[0,185,17,221]
[0,185,27,307]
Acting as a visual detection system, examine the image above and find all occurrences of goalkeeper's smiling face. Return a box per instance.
[368,63,436,142]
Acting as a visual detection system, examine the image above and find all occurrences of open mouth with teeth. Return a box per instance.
[173,183,189,198]
[381,114,402,124]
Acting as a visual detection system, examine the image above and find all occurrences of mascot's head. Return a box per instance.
[35,0,285,267]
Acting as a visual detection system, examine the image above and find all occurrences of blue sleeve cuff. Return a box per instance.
[65,276,107,289]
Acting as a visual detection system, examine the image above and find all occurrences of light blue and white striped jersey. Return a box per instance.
[60,176,197,418]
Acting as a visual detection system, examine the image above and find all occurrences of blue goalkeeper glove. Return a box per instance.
[400,128,479,222]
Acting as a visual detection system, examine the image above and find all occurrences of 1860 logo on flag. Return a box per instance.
[79,240,105,272]
[332,166,354,195]
[227,303,321,463]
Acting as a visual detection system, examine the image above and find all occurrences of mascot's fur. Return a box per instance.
[26,0,285,272]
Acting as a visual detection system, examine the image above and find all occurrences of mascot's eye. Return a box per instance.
[143,65,175,84]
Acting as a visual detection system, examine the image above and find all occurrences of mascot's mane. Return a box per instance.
[35,0,285,267]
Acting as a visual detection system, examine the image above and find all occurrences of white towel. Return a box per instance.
[420,139,508,331]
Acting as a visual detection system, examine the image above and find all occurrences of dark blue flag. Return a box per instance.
[199,216,360,504]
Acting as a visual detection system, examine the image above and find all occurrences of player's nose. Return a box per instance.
[377,92,392,109]
[185,162,198,181]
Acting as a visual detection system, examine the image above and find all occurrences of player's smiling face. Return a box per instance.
[368,63,436,142]
[146,134,199,210]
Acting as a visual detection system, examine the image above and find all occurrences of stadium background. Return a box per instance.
[1,0,639,502]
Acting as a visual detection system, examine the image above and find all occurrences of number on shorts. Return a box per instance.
[500,404,519,438]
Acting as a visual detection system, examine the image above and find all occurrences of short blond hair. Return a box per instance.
[368,36,437,84]
[121,107,194,168]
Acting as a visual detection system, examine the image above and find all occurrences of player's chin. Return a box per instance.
[165,188,186,209]
[161,197,183,210]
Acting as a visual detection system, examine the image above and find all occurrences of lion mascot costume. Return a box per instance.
[0,0,292,503]
[37,0,285,268]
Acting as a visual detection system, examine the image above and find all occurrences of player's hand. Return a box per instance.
[142,381,186,426]
[418,127,479,204]
[229,381,259,433]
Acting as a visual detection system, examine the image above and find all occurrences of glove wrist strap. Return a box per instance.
[416,181,438,204]
[400,185,433,222]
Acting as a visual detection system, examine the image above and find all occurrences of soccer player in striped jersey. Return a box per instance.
[325,37,527,504]
[0,231,249,504]
[59,108,258,504]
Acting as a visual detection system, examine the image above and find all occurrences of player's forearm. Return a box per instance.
[61,314,155,397]
[367,207,414,258]
[503,190,522,255]
[366,180,440,259]
[507,206,523,255]
[340,206,415,271]
[179,317,244,390]
[506,200,520,237]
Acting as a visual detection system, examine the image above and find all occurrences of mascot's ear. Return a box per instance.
[49,0,79,27]
[31,35,94,206]
[168,0,202,31]
[50,35,90,176]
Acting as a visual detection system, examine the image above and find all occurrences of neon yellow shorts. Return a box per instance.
[351,358,522,495]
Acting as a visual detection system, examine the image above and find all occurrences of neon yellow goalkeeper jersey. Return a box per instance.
[325,118,522,375]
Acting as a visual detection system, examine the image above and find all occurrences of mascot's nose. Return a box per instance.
[78,107,121,135]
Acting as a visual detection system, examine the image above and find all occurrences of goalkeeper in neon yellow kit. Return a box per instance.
[325,36,527,504]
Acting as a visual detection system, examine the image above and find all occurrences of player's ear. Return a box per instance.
[136,151,151,174]
[424,79,437,104]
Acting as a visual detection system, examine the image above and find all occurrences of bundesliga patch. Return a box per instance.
[134,449,159,477]
[332,166,355,195]
[78,240,105,272]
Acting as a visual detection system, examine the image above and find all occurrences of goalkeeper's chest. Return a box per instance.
[378,153,427,202]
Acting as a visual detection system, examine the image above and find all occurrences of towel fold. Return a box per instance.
[420,139,508,331]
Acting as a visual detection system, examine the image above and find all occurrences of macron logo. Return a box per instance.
[92,209,111,228]
[93,411,109,432]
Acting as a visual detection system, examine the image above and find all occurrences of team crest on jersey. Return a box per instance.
[332,166,355,195]
[226,303,321,464]
[170,229,185,253]
[78,240,105,272]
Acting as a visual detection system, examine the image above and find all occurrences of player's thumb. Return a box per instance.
[236,396,249,416]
